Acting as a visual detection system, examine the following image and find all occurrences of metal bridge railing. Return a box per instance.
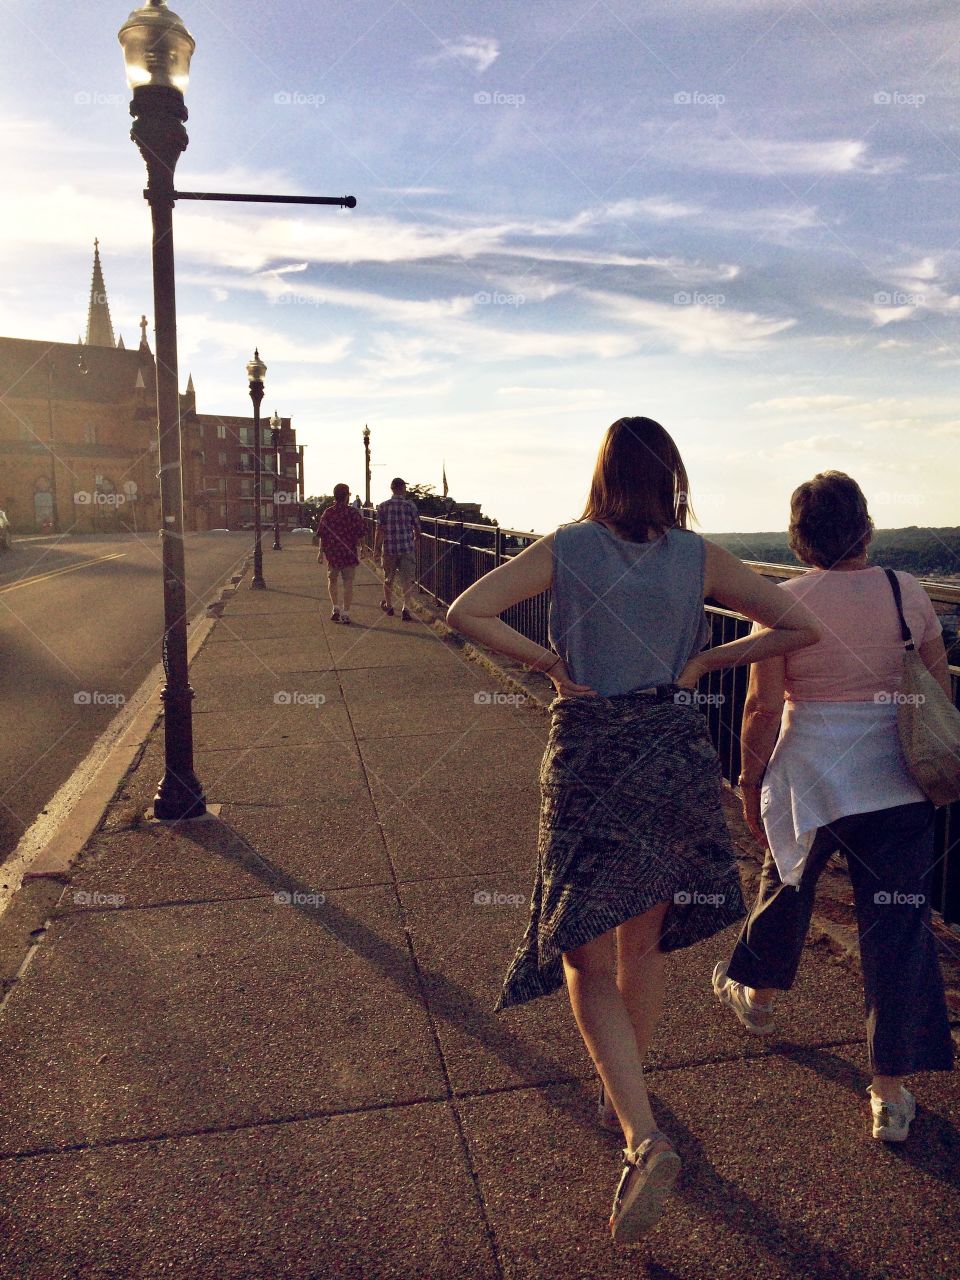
[362,512,960,924]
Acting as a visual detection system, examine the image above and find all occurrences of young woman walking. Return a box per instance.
[446,417,821,1244]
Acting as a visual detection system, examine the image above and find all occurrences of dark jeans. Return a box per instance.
[727,801,954,1076]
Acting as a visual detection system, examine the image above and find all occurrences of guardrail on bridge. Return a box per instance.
[362,512,960,925]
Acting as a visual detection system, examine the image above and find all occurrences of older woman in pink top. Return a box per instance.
[713,472,954,1143]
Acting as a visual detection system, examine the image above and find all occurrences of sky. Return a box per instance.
[2,0,959,533]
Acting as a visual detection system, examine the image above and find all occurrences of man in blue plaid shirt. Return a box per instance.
[374,477,421,620]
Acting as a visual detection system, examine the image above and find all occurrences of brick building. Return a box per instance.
[185,377,304,531]
[0,242,303,533]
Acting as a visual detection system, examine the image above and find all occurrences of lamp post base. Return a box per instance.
[272,540,282,551]
[251,576,267,590]
[153,773,207,821]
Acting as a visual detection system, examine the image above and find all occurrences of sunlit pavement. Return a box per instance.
[0,532,251,863]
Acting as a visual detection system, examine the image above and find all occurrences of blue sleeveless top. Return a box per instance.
[548,521,710,697]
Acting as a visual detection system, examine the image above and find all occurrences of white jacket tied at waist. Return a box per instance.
[760,700,927,887]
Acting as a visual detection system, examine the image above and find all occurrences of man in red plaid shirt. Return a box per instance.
[317,484,366,624]
[373,477,421,621]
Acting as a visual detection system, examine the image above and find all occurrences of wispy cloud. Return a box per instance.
[585,289,796,354]
[422,35,500,74]
[751,394,856,412]
[661,130,900,177]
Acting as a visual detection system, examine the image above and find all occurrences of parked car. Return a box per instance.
[289,527,314,534]
[0,509,11,551]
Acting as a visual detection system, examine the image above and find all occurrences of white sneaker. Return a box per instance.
[711,962,776,1036]
[869,1086,916,1143]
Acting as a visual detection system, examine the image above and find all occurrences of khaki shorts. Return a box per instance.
[326,563,356,584]
[382,551,416,589]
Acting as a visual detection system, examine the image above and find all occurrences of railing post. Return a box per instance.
[494,523,502,569]
[453,520,465,601]
[432,519,442,608]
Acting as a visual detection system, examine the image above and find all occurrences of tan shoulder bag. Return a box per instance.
[884,568,960,807]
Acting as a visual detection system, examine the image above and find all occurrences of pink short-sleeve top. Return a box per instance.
[778,566,942,702]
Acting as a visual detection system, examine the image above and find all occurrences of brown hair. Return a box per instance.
[333,483,350,503]
[788,471,873,568]
[581,416,694,540]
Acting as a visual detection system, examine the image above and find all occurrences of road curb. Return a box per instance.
[0,559,250,998]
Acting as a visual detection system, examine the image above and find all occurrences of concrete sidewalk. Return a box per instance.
[1,546,957,1280]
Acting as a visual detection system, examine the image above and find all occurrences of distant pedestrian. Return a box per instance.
[712,471,954,1142]
[316,484,365,624]
[352,494,362,509]
[373,477,420,622]
[446,417,820,1244]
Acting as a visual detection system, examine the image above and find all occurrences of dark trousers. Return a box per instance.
[727,801,954,1076]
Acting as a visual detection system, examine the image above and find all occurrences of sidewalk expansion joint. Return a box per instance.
[335,575,508,1279]
[0,1092,458,1164]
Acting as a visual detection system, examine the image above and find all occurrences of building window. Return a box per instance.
[240,478,253,498]
[85,424,96,444]
[218,451,227,468]
[220,503,227,518]
[217,423,226,439]
[239,426,252,447]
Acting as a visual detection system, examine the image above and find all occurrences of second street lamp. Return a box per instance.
[247,349,267,589]
[270,409,283,550]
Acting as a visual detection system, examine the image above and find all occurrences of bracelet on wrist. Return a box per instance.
[530,652,561,675]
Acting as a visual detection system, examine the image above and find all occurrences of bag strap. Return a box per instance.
[883,568,915,651]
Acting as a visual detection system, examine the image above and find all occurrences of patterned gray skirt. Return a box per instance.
[495,685,746,1011]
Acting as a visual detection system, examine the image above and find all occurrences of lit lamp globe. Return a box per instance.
[118,0,195,94]
[246,350,268,386]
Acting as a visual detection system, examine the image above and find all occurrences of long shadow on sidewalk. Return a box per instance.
[773,1042,960,1190]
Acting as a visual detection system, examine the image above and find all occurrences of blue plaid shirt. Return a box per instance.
[376,496,421,555]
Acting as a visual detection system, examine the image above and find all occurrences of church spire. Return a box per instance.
[85,238,116,348]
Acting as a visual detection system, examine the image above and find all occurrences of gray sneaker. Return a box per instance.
[712,962,776,1036]
[869,1086,916,1143]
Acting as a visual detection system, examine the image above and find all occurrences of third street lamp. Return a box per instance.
[363,423,372,509]
[247,350,267,589]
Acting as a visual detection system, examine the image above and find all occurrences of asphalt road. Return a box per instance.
[0,532,262,867]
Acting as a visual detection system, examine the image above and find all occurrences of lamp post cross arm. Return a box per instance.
[172,191,356,206]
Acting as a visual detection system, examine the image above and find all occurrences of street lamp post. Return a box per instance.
[363,424,372,508]
[45,362,61,533]
[270,410,283,550]
[119,0,205,820]
[247,350,267,588]
[119,2,354,814]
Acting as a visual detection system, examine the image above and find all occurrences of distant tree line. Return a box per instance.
[708,528,960,578]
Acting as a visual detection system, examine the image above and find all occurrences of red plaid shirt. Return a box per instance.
[318,503,365,568]
[376,495,421,555]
